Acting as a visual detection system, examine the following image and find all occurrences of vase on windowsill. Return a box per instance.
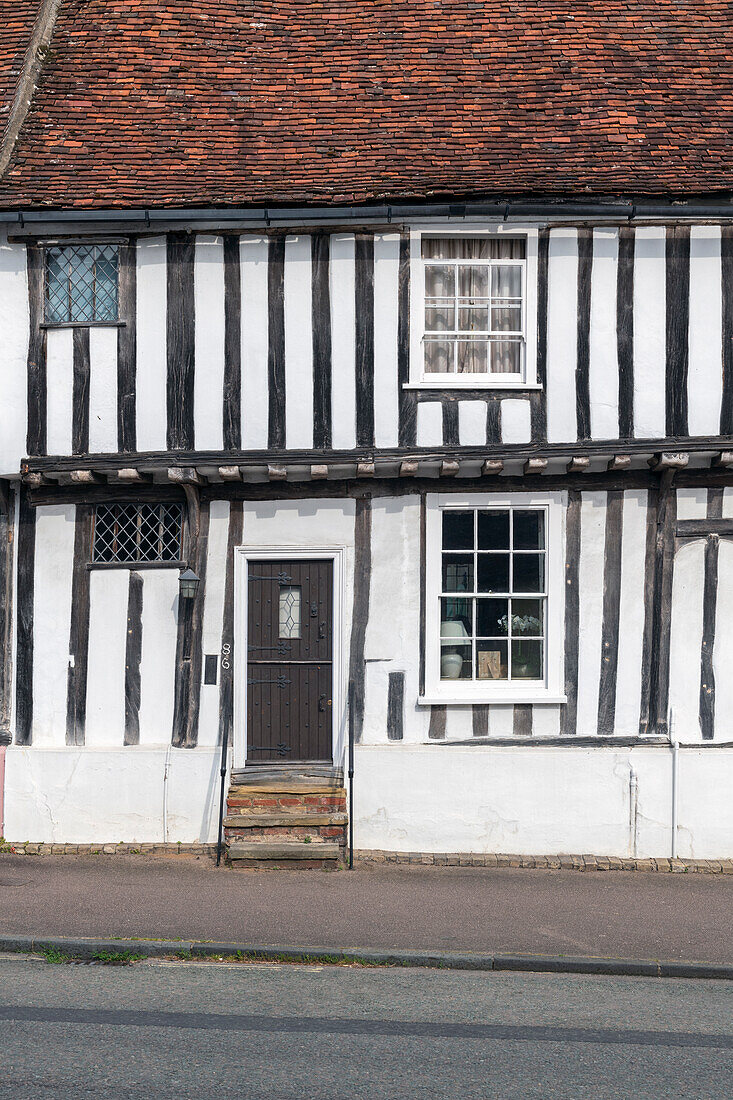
[441,651,464,679]
[440,620,469,680]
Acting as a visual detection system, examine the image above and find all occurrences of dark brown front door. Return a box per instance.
[246,559,333,764]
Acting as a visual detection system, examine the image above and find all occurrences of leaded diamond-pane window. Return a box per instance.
[92,504,184,565]
[45,244,119,324]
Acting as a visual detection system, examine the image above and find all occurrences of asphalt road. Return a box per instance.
[0,954,731,1099]
[1,856,732,964]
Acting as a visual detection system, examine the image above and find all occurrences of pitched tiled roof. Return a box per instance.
[0,1,42,118]
[1,0,732,208]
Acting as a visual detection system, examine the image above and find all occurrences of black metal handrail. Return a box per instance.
[348,680,355,870]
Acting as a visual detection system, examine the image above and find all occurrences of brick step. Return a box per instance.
[228,779,344,795]
[228,842,342,862]
[224,813,347,828]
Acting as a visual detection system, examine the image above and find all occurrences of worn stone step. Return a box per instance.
[224,813,347,829]
[228,842,342,861]
[228,780,346,795]
[230,766,343,788]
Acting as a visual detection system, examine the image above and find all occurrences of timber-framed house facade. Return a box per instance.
[0,0,732,861]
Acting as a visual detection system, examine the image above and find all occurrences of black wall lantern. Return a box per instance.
[179,568,200,600]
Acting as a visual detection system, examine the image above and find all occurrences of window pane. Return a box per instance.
[491,306,522,333]
[458,306,489,332]
[442,511,474,550]
[425,339,454,374]
[514,510,545,550]
[94,247,119,321]
[279,586,302,639]
[422,238,457,260]
[510,599,544,636]
[490,340,521,374]
[46,249,70,322]
[425,303,455,331]
[477,553,509,593]
[456,238,489,260]
[92,503,183,564]
[456,339,488,374]
[476,597,508,636]
[70,249,95,322]
[425,264,455,297]
[441,642,472,680]
[491,265,522,298]
[511,639,543,680]
[488,238,526,260]
[477,641,508,680]
[440,597,472,636]
[442,554,474,593]
[513,553,544,593]
[477,510,509,550]
[458,265,489,297]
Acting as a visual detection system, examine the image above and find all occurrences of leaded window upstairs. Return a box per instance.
[44,244,119,324]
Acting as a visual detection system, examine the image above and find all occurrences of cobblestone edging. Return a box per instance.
[1,842,733,872]
[355,850,733,873]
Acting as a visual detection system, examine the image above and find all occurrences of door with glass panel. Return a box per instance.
[440,508,546,684]
[246,560,333,764]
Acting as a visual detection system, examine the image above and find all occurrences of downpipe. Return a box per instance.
[628,767,638,859]
[670,710,679,861]
[348,681,355,871]
[162,743,172,844]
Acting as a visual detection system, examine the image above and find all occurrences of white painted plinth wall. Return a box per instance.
[353,745,733,860]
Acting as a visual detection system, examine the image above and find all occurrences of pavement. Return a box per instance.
[1,956,732,1098]
[1,854,732,972]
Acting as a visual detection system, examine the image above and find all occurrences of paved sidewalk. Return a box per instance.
[0,855,732,965]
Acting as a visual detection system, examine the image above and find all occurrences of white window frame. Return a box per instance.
[421,491,566,704]
[407,224,539,390]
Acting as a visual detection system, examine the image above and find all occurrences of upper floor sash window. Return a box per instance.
[409,230,538,390]
[422,236,526,380]
[44,244,119,324]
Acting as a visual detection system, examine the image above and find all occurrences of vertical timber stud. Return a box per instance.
[26,242,47,456]
[66,504,93,746]
[665,226,690,438]
[172,488,210,748]
[646,472,677,738]
[0,486,14,739]
[617,226,635,440]
[117,240,137,452]
[386,671,405,741]
[348,495,371,743]
[513,704,533,737]
[15,489,36,745]
[442,399,459,447]
[72,327,90,455]
[124,571,143,746]
[560,490,582,736]
[486,397,501,445]
[218,501,243,746]
[428,705,446,740]
[531,227,550,443]
[472,704,489,737]
[638,487,659,735]
[166,232,196,451]
[267,236,286,449]
[397,231,416,447]
[223,235,242,451]
[721,226,733,435]
[699,488,723,741]
[575,228,592,442]
[597,491,624,735]
[355,234,375,448]
[311,232,332,450]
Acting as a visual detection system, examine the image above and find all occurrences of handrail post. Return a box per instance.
[216,724,229,867]
[348,680,355,870]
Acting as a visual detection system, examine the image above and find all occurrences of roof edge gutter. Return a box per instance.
[3,198,733,229]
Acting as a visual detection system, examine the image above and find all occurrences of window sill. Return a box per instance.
[418,693,567,706]
[403,381,542,391]
[40,321,126,329]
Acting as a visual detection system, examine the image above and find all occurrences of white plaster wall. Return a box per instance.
[633,227,666,439]
[88,327,119,453]
[458,401,486,446]
[240,236,269,450]
[500,398,531,444]
[575,491,606,735]
[31,505,76,746]
[546,228,578,443]
[198,500,230,746]
[45,328,74,456]
[688,225,723,438]
[614,489,648,736]
[330,234,356,451]
[193,234,225,452]
[85,569,128,747]
[138,570,179,746]
[0,237,29,475]
[363,496,427,744]
[3,747,221,844]
[136,237,168,452]
[373,232,400,449]
[712,540,733,743]
[284,234,313,450]
[353,744,733,858]
[668,540,705,743]
[589,228,619,439]
[416,400,442,446]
